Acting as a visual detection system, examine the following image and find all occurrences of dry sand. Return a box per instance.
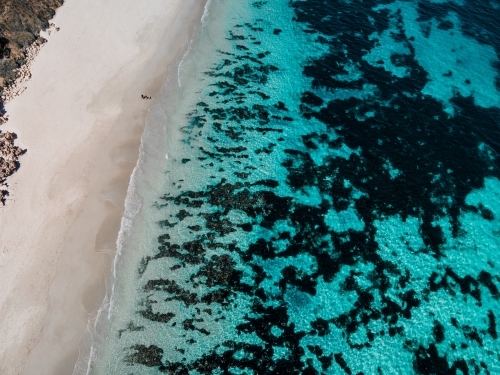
[0,0,207,373]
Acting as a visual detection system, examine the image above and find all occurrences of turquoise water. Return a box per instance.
[89,0,500,373]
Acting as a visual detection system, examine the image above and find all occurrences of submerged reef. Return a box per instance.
[96,0,500,374]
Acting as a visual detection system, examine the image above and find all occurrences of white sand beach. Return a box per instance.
[0,0,207,373]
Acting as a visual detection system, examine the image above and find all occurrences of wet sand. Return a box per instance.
[0,0,207,374]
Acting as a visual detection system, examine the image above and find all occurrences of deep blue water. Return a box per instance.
[91,0,500,374]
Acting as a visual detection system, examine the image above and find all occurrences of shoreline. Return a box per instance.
[0,0,207,374]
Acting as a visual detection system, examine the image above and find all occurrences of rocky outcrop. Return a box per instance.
[0,0,62,201]
[1,33,50,103]
[0,130,24,204]
[0,0,63,93]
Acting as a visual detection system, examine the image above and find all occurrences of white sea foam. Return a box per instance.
[201,0,216,27]
[74,2,212,374]
[178,0,215,87]
[108,158,143,316]
[177,38,194,87]
[71,129,144,375]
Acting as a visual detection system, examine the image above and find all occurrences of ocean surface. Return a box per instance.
[89,0,500,373]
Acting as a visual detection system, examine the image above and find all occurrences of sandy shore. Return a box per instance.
[0,0,207,374]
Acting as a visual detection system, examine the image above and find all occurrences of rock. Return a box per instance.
[0,189,8,204]
[0,0,61,203]
[0,130,25,203]
[0,0,64,97]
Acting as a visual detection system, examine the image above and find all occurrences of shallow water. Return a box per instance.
[91,0,500,373]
